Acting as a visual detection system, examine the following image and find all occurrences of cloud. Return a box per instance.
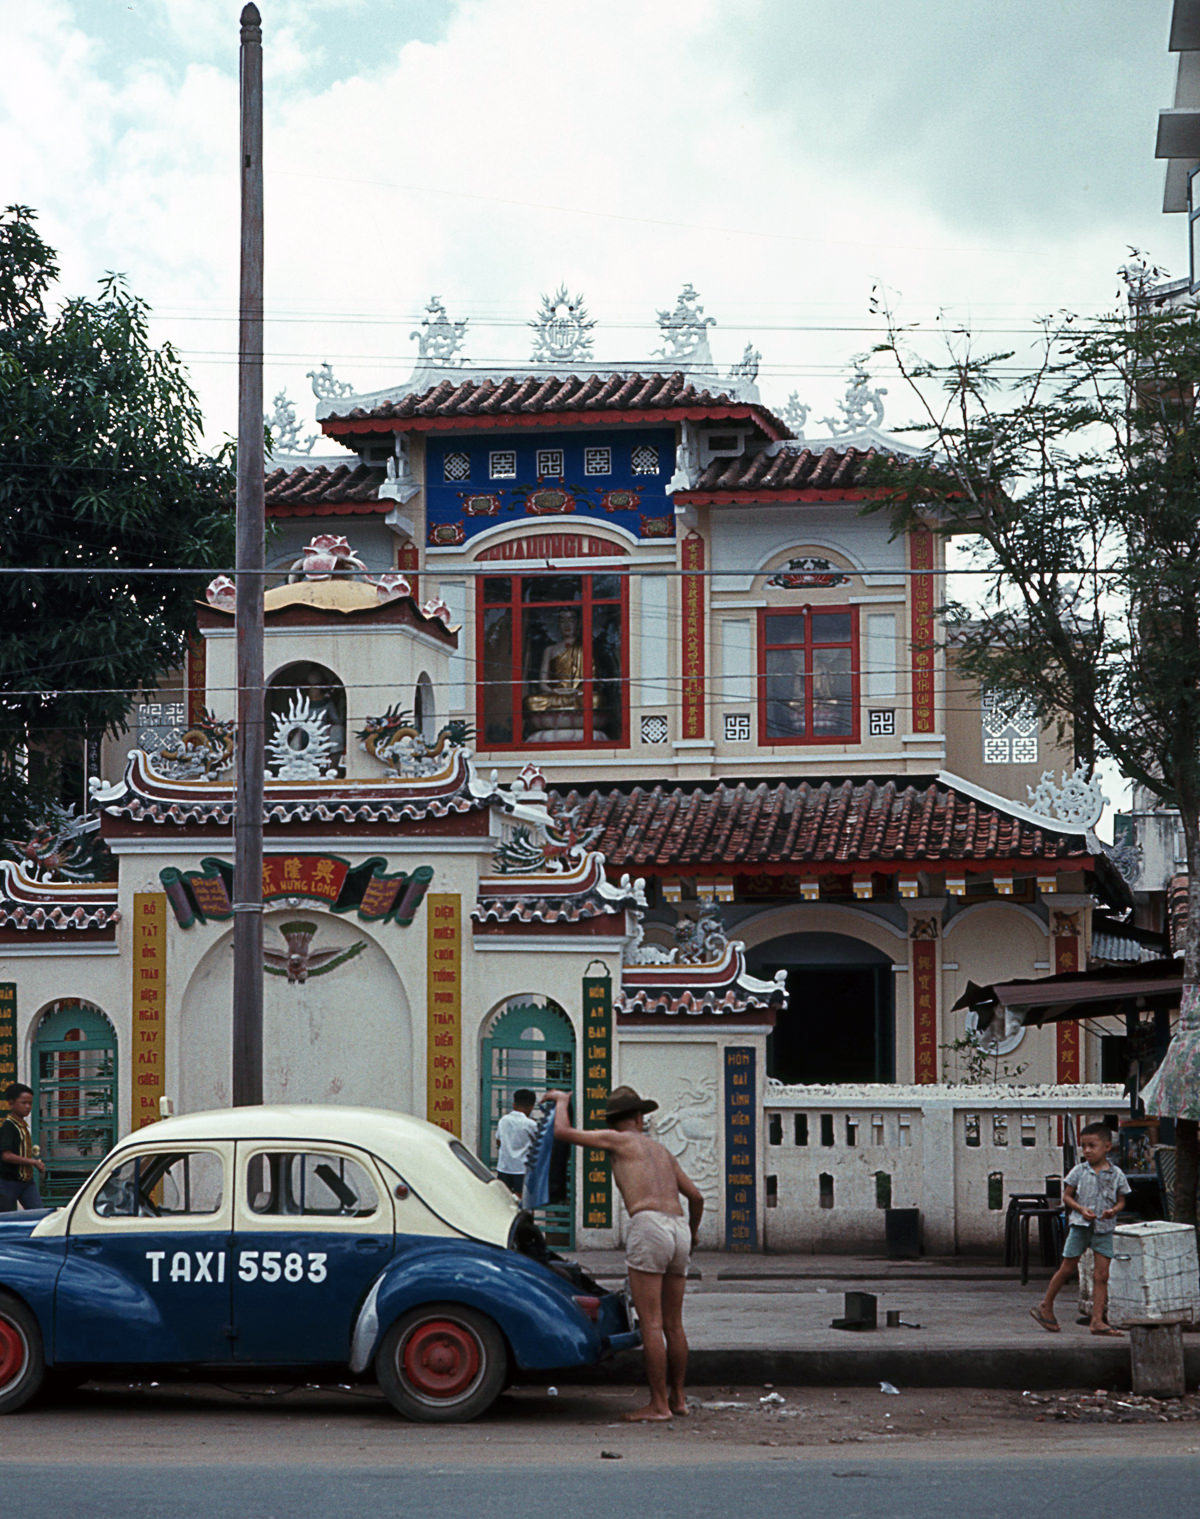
[0,0,1186,448]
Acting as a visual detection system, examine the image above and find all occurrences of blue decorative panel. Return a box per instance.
[425,429,677,547]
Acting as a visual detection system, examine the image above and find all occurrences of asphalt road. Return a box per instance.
[7,1456,1200,1519]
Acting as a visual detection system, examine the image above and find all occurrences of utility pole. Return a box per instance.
[232,1,264,1107]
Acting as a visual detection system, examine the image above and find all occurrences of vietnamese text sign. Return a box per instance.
[582,969,613,1229]
[133,893,167,1130]
[426,893,461,1135]
[0,983,16,1089]
[724,1045,757,1251]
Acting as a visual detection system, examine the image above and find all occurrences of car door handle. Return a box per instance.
[74,1243,102,1256]
[355,1238,385,1252]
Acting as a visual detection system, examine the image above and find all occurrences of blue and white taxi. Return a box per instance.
[0,1105,636,1421]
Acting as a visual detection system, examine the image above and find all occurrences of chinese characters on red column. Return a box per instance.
[186,635,207,727]
[582,970,613,1229]
[909,525,936,734]
[681,531,706,739]
[911,935,938,1084]
[133,893,167,1130]
[0,983,15,1090]
[1054,914,1081,1082]
[426,894,461,1135]
[724,1045,758,1251]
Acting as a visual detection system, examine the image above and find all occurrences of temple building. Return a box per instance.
[0,286,1127,1249]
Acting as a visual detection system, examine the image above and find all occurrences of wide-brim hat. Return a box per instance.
[605,1084,658,1122]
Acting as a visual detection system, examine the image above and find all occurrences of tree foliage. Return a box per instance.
[867,270,1200,975]
[867,268,1200,1216]
[0,205,234,838]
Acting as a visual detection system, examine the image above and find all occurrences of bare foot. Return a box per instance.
[669,1401,689,1416]
[622,1405,674,1423]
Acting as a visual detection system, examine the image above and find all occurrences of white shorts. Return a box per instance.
[626,1210,691,1276]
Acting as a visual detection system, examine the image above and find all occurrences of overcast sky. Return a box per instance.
[0,0,1185,448]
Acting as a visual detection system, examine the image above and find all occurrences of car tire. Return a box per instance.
[376,1304,507,1423]
[0,1294,44,1415]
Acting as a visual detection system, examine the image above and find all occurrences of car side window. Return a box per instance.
[93,1151,224,1218]
[247,1151,378,1218]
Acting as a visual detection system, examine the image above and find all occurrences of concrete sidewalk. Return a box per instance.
[566,1251,1199,1390]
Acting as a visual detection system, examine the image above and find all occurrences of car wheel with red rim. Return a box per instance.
[376,1304,506,1423]
[0,1294,44,1414]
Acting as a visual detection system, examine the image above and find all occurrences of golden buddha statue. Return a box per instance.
[524,608,605,739]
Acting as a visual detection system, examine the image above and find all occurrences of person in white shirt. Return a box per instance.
[495,1089,540,1196]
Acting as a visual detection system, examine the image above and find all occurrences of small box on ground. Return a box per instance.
[1108,1220,1200,1327]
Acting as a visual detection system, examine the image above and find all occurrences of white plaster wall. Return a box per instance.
[711,506,906,593]
[763,1088,1123,1254]
[177,910,414,1113]
[943,903,1058,1083]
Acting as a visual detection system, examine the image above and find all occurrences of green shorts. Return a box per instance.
[1062,1223,1114,1259]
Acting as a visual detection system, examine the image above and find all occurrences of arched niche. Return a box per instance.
[265,660,347,777]
[178,911,413,1113]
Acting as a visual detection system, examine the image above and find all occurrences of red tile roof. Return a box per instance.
[553,777,1098,873]
[680,444,896,502]
[319,372,789,439]
[265,464,387,515]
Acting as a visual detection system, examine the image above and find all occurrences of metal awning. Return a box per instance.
[954,959,1183,1034]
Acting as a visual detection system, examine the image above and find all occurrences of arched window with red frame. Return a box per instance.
[480,571,627,748]
[760,606,860,743]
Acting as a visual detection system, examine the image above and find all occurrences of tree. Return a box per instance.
[0,206,234,840]
[866,266,1200,1220]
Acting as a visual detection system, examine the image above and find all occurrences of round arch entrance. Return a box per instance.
[747,931,895,1085]
[480,997,575,1246]
[31,999,118,1205]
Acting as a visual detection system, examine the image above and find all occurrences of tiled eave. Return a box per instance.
[264,463,387,515]
[0,861,120,931]
[473,849,643,924]
[618,942,787,1019]
[317,372,789,440]
[556,776,1101,874]
[93,749,490,830]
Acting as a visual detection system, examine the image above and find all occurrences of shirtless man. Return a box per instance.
[548,1084,704,1422]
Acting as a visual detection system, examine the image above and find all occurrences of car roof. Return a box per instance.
[106,1104,517,1246]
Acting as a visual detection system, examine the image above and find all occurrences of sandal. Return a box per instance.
[1030,1305,1060,1333]
[1091,1324,1124,1337]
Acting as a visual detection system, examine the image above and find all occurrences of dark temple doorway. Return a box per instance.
[748,932,895,1085]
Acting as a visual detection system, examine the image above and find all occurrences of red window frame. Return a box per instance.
[477,572,629,751]
[758,605,860,745]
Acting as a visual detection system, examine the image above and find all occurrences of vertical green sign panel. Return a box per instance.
[0,984,15,1088]
[582,968,612,1230]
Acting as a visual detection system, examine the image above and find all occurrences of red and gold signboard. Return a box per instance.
[582,967,613,1230]
[133,893,167,1130]
[261,854,348,904]
[186,635,207,727]
[909,525,936,734]
[912,937,938,1083]
[426,893,461,1135]
[682,531,706,739]
[0,983,16,1090]
[397,540,419,603]
[1054,916,1081,1082]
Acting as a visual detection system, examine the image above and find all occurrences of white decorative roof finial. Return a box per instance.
[411,296,469,365]
[529,286,595,365]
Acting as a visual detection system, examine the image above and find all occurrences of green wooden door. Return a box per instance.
[31,1000,118,1205]
[481,1000,575,1247]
